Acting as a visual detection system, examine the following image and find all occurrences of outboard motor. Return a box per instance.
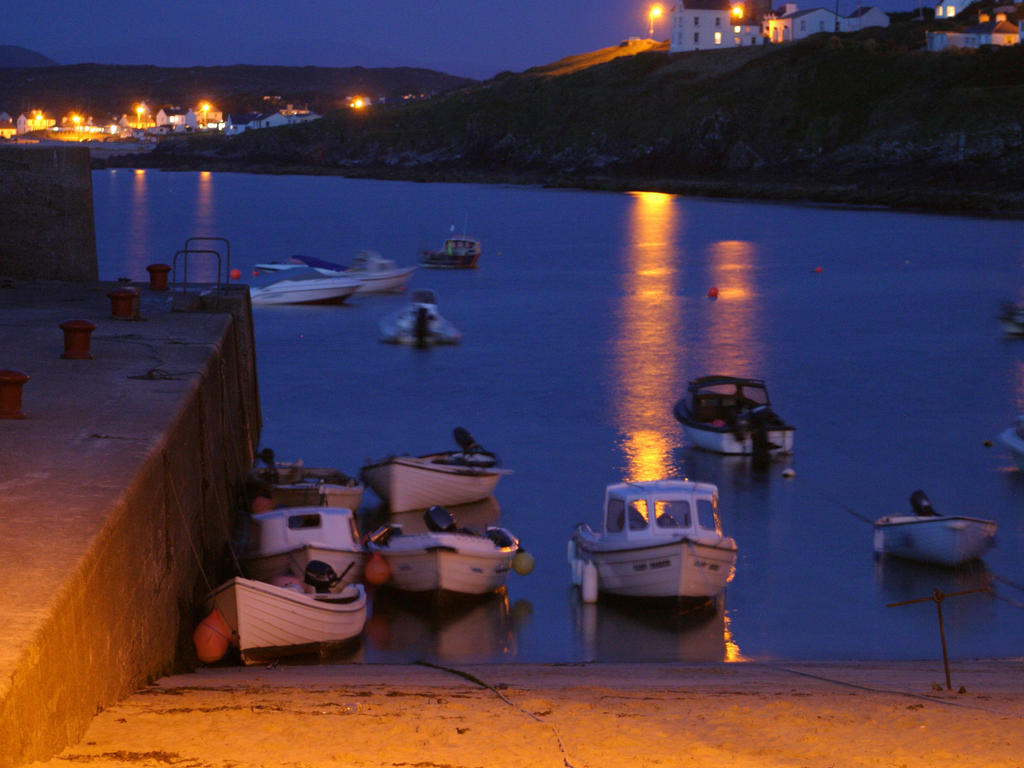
[304,560,341,593]
[424,504,457,533]
[414,305,430,347]
[909,489,938,517]
[453,426,483,454]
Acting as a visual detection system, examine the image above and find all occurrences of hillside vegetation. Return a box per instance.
[118,25,1024,212]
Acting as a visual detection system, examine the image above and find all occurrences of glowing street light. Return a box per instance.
[135,104,144,130]
[200,102,210,130]
[71,113,81,139]
[648,3,663,35]
[732,3,745,17]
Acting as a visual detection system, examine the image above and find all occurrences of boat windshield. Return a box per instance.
[696,497,721,533]
[655,500,689,529]
[740,385,769,405]
[628,500,649,530]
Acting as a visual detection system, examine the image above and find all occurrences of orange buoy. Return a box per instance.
[193,608,232,663]
[707,286,719,299]
[230,268,242,280]
[364,552,390,586]
[250,495,274,514]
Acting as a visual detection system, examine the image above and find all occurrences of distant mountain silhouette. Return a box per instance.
[0,45,57,68]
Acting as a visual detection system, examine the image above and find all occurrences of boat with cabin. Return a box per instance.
[419,235,481,269]
[673,375,794,457]
[568,479,738,603]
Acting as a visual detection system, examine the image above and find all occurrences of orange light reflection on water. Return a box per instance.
[706,239,762,376]
[614,191,685,483]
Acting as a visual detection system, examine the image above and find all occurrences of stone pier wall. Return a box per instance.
[0,291,260,768]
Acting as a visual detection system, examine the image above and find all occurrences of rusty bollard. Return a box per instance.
[146,263,171,291]
[107,287,140,320]
[60,319,97,359]
[0,369,30,419]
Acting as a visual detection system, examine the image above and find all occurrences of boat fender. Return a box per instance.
[364,551,391,586]
[193,608,232,663]
[581,562,599,603]
[512,549,535,575]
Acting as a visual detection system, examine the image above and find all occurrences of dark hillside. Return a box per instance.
[114,25,1024,212]
[0,45,56,68]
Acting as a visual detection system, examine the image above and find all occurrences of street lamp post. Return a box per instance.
[200,103,210,130]
[649,3,664,35]
[135,105,144,131]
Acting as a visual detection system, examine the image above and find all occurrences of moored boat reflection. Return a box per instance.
[570,590,733,662]
[364,589,527,662]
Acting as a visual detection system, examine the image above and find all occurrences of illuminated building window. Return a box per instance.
[735,35,741,43]
[715,31,722,43]
[734,24,741,32]
[946,4,954,15]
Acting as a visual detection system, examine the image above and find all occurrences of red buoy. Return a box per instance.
[230,268,242,280]
[707,286,719,299]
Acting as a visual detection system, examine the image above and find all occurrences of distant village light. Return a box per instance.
[350,97,367,109]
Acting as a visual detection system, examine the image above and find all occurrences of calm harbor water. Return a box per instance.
[93,169,1024,664]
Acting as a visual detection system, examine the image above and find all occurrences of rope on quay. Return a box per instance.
[767,663,1024,717]
[415,660,580,768]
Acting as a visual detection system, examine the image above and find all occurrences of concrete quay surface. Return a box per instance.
[20,659,1024,767]
[0,279,259,767]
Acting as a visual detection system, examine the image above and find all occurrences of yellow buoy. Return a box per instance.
[512,550,535,575]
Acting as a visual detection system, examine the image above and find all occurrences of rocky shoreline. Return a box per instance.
[93,149,1024,217]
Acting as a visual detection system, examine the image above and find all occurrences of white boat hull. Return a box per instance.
[681,423,794,455]
[998,426,1024,471]
[569,534,737,600]
[873,515,997,567]
[369,531,515,595]
[250,281,359,305]
[206,577,366,663]
[269,482,364,511]
[361,457,510,513]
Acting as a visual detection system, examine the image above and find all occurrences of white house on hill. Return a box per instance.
[670,0,768,51]
[926,12,1019,49]
[934,0,969,17]
[764,5,839,41]
[840,6,891,31]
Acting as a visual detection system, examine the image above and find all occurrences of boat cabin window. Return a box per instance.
[628,499,649,530]
[287,513,322,529]
[606,498,625,532]
[655,500,690,529]
[696,498,721,533]
[739,385,768,406]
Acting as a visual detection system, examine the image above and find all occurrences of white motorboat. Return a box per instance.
[568,479,738,602]
[873,490,997,567]
[997,415,1024,471]
[378,289,461,346]
[419,235,481,269]
[365,505,526,597]
[204,569,367,664]
[999,301,1024,336]
[360,428,511,513]
[672,375,794,457]
[254,251,416,294]
[238,506,366,587]
[248,267,361,305]
[248,455,364,512]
